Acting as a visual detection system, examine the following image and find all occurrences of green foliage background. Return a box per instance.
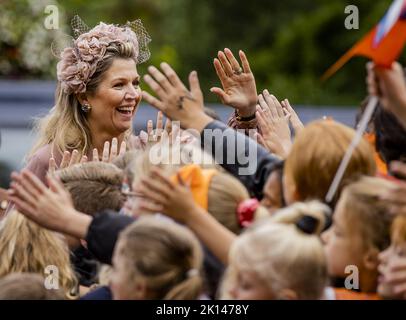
[1,0,404,106]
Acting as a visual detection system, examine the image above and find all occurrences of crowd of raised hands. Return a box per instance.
[4,47,406,301]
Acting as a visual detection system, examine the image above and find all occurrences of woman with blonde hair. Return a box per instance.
[110,216,203,300]
[220,201,330,300]
[0,210,78,299]
[26,16,151,183]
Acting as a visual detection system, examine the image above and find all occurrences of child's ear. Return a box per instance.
[132,279,148,300]
[320,227,331,245]
[279,288,298,300]
[292,187,301,202]
[363,247,380,271]
[282,172,301,204]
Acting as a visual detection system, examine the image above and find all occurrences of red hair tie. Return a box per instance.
[237,198,260,228]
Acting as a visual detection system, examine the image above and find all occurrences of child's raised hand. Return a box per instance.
[378,249,406,299]
[92,138,126,163]
[281,98,304,133]
[146,111,172,143]
[380,161,406,215]
[48,149,88,176]
[135,167,198,223]
[255,90,292,158]
[8,169,75,233]
[367,62,406,128]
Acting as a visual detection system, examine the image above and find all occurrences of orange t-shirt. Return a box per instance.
[334,288,381,300]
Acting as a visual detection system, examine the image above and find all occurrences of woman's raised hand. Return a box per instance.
[210,48,257,117]
[255,90,292,159]
[142,62,212,132]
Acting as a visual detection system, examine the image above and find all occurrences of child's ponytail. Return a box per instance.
[270,200,332,235]
[164,269,203,300]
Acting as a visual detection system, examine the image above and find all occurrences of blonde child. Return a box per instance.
[322,176,396,298]
[220,201,330,300]
[110,216,203,300]
[0,273,64,300]
[0,210,78,299]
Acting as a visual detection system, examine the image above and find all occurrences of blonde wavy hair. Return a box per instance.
[0,211,78,299]
[28,41,137,160]
[115,216,203,299]
[220,201,330,300]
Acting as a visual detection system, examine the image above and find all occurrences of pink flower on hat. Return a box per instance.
[57,22,139,94]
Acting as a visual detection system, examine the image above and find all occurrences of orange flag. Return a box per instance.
[322,0,406,81]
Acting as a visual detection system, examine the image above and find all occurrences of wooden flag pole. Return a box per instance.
[325,96,379,204]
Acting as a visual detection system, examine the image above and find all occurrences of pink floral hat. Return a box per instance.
[55,16,151,94]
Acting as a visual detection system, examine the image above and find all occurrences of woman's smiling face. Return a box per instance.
[86,58,141,137]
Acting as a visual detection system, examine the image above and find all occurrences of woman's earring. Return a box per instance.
[81,103,92,113]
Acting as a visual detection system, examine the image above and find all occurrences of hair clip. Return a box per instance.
[0,200,8,210]
[296,215,319,234]
[237,198,260,228]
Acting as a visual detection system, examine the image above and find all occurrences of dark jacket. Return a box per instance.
[80,286,112,300]
[85,210,135,265]
[201,120,280,199]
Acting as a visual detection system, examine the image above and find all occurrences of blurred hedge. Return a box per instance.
[1,0,403,106]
